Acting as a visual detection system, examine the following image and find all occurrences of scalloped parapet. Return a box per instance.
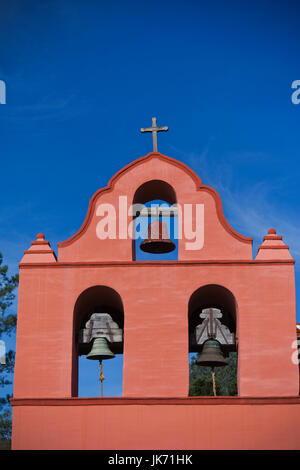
[57,152,253,262]
[20,233,57,264]
[255,228,294,261]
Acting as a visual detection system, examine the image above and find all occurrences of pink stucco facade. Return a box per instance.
[11,152,300,449]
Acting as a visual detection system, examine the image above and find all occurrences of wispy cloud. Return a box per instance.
[0,93,83,122]
[172,145,300,265]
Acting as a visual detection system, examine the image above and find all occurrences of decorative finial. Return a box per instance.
[140,117,168,152]
[36,233,45,241]
[268,228,276,235]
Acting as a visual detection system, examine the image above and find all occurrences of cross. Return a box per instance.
[140,117,168,152]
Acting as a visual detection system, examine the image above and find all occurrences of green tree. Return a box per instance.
[189,351,238,396]
[0,252,19,447]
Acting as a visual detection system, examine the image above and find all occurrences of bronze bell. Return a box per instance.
[86,337,115,397]
[196,339,228,368]
[86,337,115,361]
[140,220,175,254]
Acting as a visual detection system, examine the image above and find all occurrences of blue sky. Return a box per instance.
[0,0,300,397]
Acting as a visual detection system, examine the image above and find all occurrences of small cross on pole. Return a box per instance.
[140,117,168,152]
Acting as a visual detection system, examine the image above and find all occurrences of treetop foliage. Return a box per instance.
[189,351,237,396]
[0,252,19,443]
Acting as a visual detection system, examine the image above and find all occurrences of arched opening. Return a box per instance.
[133,180,177,206]
[72,286,124,397]
[188,285,238,396]
[132,180,178,261]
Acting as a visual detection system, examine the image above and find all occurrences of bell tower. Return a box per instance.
[11,150,300,449]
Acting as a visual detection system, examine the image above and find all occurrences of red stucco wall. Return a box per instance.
[11,398,300,450]
[11,153,299,449]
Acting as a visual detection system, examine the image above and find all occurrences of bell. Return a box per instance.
[86,337,115,397]
[196,339,228,368]
[86,337,115,361]
[140,220,175,254]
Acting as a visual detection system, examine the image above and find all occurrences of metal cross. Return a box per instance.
[140,117,168,152]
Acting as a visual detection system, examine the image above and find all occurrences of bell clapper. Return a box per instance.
[211,367,216,397]
[99,360,105,397]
